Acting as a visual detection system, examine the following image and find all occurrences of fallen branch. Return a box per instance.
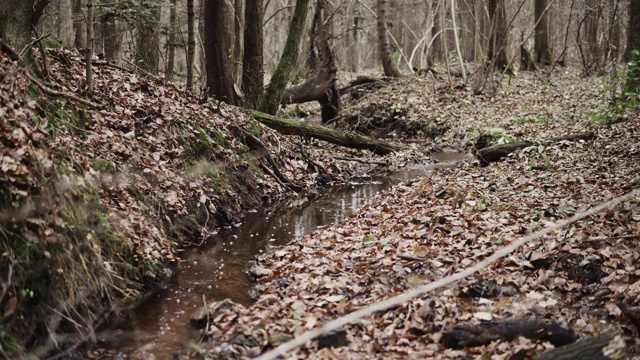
[247,109,399,156]
[255,189,640,360]
[585,234,639,242]
[442,318,575,349]
[26,72,103,108]
[533,333,626,360]
[397,254,429,262]
[477,132,594,164]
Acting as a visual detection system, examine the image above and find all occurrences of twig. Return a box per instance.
[255,189,640,360]
[31,26,50,80]
[25,72,103,108]
[17,33,50,61]
[585,234,639,242]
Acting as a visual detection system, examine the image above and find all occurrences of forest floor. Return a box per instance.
[1,46,639,359]
[190,71,640,359]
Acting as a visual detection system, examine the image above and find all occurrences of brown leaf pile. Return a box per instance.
[199,74,640,359]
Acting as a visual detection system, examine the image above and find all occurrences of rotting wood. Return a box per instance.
[533,333,627,360]
[248,109,399,156]
[477,132,594,164]
[441,318,576,349]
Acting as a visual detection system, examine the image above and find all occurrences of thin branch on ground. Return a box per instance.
[255,189,640,360]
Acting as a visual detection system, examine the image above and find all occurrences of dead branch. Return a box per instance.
[25,72,103,108]
[254,189,640,360]
[477,132,594,164]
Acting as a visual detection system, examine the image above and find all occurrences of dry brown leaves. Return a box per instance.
[200,73,640,359]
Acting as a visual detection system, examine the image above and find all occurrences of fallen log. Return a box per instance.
[533,333,626,360]
[248,110,399,156]
[441,318,576,349]
[477,132,594,164]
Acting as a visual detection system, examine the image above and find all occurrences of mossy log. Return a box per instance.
[248,110,399,156]
[477,132,594,164]
[533,333,627,360]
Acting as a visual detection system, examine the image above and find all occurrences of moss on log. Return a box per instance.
[248,110,398,156]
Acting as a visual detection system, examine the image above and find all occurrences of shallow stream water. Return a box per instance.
[92,153,472,359]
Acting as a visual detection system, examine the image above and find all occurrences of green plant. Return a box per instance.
[593,50,640,123]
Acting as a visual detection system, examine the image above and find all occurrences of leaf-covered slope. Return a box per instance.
[0,48,356,356]
[198,74,640,359]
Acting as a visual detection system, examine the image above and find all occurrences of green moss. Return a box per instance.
[90,158,115,173]
[41,38,62,49]
[248,122,261,138]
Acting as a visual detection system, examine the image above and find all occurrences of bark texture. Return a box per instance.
[258,0,310,115]
[186,0,195,90]
[249,110,398,156]
[534,0,552,65]
[281,0,339,122]
[0,0,49,64]
[204,0,236,103]
[135,2,161,72]
[377,0,402,77]
[165,0,177,81]
[241,0,264,109]
[487,0,510,71]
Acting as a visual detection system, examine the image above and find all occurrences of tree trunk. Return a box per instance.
[233,0,243,84]
[280,0,339,122]
[72,0,85,48]
[606,0,620,62]
[0,0,49,64]
[101,3,122,61]
[248,110,399,156]
[204,0,236,103]
[624,0,640,61]
[186,0,195,91]
[166,0,177,81]
[135,2,161,73]
[377,0,402,77]
[430,0,443,64]
[487,0,510,71]
[86,0,93,95]
[583,0,601,73]
[242,0,264,109]
[534,0,552,65]
[258,0,310,115]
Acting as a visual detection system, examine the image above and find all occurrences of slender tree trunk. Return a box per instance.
[86,0,94,95]
[242,0,264,108]
[186,0,195,90]
[102,3,121,61]
[430,0,443,64]
[584,0,601,72]
[166,0,177,81]
[534,0,552,65]
[349,6,360,72]
[205,0,236,103]
[625,0,640,61]
[377,0,402,77]
[450,0,466,80]
[73,0,85,48]
[487,0,510,71]
[233,0,244,84]
[258,0,310,115]
[606,0,620,62]
[135,2,161,73]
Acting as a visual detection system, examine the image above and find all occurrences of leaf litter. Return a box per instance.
[194,72,640,359]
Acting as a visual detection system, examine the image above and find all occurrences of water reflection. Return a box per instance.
[96,169,426,359]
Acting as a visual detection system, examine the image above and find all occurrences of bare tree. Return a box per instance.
[487,0,510,71]
[73,0,85,48]
[86,0,93,95]
[166,0,177,81]
[187,0,195,91]
[377,0,402,77]
[233,0,244,84]
[205,0,236,103]
[258,0,310,115]
[242,0,264,108]
[135,1,161,72]
[534,0,552,65]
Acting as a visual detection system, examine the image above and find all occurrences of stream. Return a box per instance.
[92,154,472,359]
